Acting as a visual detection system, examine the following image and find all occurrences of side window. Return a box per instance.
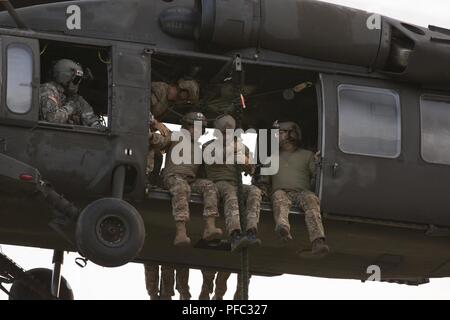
[6,43,33,114]
[420,96,450,165]
[337,84,401,158]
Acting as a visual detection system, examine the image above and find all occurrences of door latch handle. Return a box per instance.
[331,162,339,177]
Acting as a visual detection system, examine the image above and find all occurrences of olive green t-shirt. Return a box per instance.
[271,149,316,194]
[204,139,251,186]
[162,137,202,181]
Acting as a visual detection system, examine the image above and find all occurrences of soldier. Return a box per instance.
[204,114,262,252]
[144,264,191,300]
[159,112,222,246]
[262,121,329,257]
[151,79,200,119]
[40,59,104,128]
[147,79,199,184]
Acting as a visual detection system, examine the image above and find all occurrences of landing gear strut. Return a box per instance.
[0,250,73,300]
[51,250,64,298]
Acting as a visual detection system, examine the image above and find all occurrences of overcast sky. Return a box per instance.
[2,0,450,300]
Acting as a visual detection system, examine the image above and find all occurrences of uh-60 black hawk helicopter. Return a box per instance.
[0,0,450,300]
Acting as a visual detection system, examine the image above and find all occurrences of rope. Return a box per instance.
[232,55,249,301]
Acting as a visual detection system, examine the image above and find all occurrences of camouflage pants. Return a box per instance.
[144,264,190,298]
[144,264,175,298]
[215,181,262,235]
[272,189,325,242]
[201,270,231,298]
[175,267,191,298]
[164,175,219,222]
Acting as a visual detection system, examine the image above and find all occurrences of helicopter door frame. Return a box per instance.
[0,36,40,126]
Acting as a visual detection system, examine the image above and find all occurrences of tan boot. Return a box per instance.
[275,224,293,242]
[174,221,191,247]
[203,217,223,241]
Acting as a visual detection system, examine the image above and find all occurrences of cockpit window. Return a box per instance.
[6,43,33,114]
[420,96,450,165]
[337,84,401,158]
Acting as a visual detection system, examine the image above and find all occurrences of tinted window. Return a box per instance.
[420,96,450,165]
[338,84,401,158]
[7,43,33,114]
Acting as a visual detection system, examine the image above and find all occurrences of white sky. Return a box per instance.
[2,0,450,300]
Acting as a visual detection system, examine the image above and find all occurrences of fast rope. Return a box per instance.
[232,54,249,300]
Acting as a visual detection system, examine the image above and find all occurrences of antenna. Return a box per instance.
[0,0,28,30]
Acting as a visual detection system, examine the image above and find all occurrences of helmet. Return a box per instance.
[273,121,302,142]
[177,79,199,103]
[52,59,84,86]
[214,114,236,132]
[181,111,207,128]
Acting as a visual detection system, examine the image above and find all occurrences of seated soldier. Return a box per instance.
[148,112,223,246]
[258,121,329,257]
[147,79,199,184]
[151,79,199,119]
[204,114,262,252]
[40,59,104,129]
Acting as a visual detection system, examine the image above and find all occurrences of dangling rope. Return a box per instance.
[232,54,250,301]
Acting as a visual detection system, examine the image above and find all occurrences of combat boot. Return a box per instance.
[275,224,293,243]
[230,230,250,253]
[149,294,159,300]
[203,217,223,241]
[246,228,261,247]
[212,295,223,300]
[159,295,172,300]
[174,221,191,247]
[311,238,330,258]
[198,290,210,300]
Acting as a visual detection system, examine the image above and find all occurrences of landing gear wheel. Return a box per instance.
[75,198,145,268]
[9,268,74,300]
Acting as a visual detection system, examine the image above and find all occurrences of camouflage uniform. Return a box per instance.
[40,81,102,127]
[204,138,262,235]
[146,130,171,176]
[162,137,219,222]
[151,82,170,119]
[151,80,199,119]
[164,175,219,222]
[272,189,325,242]
[144,264,175,299]
[200,270,231,299]
[215,182,261,235]
[268,147,325,242]
[175,267,191,299]
[144,264,190,299]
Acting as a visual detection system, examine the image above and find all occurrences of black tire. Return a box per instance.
[75,198,145,268]
[9,268,74,300]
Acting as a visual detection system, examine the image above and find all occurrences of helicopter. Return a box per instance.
[0,0,450,299]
